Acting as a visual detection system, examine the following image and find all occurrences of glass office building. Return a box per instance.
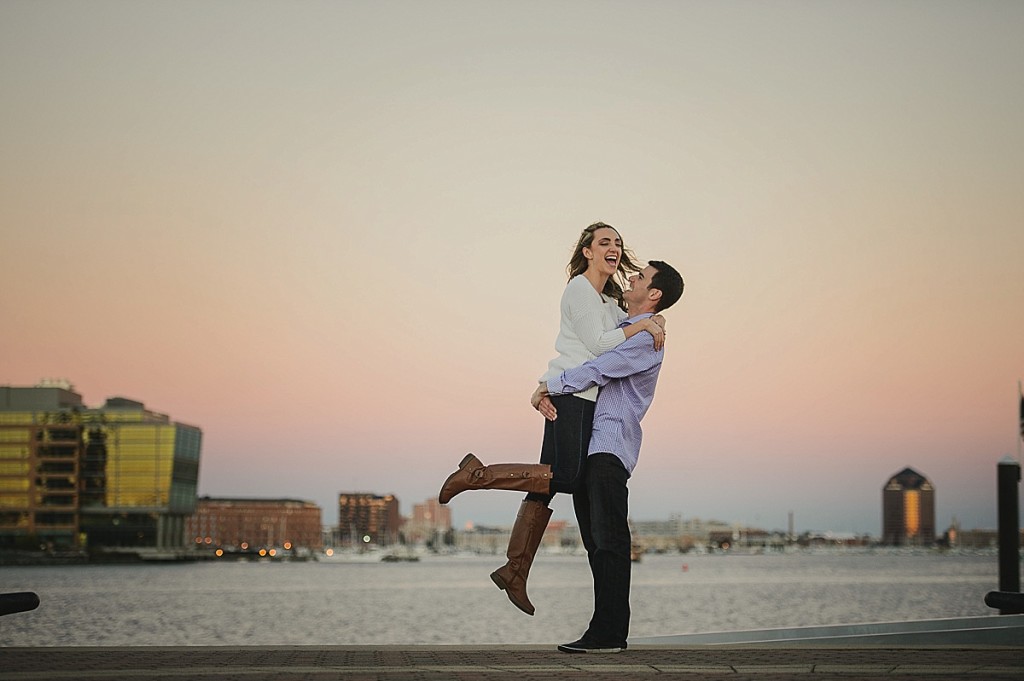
[0,384,201,551]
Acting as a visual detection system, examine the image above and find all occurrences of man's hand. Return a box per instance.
[536,396,557,421]
[531,383,557,421]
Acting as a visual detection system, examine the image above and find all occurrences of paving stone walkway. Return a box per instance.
[2,645,1022,680]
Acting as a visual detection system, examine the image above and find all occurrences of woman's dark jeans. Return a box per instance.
[526,394,594,504]
[573,452,632,647]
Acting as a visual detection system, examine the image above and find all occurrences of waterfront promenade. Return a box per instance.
[2,645,1022,680]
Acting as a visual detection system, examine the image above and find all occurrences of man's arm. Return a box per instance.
[544,332,662,397]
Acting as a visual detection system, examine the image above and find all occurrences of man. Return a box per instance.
[532,260,684,654]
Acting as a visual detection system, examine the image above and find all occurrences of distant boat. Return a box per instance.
[320,546,422,563]
[318,548,383,563]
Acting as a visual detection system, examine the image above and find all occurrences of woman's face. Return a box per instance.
[583,226,622,278]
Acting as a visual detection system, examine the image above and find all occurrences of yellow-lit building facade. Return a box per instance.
[0,385,201,551]
[882,467,936,546]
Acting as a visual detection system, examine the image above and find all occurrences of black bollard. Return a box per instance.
[0,592,40,617]
[984,590,1024,614]
[996,456,1021,613]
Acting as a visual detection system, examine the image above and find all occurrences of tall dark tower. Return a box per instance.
[882,467,936,546]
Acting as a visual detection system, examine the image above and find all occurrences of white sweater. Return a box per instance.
[540,275,628,401]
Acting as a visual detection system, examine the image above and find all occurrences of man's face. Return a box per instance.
[624,265,659,310]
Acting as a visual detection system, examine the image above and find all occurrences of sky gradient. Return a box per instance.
[2,1,1022,535]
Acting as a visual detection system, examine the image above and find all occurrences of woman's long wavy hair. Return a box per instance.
[566,222,641,311]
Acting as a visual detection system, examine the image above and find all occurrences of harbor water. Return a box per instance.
[0,552,1001,646]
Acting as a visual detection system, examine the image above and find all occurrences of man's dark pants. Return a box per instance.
[573,452,631,647]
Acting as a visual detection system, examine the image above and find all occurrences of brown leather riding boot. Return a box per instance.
[438,454,553,504]
[489,499,553,616]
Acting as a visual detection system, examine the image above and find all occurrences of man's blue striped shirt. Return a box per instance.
[546,313,663,474]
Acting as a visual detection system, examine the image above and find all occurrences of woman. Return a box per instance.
[438,222,665,616]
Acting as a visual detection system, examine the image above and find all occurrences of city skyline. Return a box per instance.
[0,376,1011,540]
[2,3,1022,537]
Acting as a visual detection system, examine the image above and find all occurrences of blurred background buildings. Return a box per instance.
[882,467,937,546]
[1,381,1014,563]
[0,382,200,553]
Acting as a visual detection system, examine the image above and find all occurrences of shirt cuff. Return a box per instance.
[547,375,566,396]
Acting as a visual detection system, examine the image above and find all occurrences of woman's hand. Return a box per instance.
[645,314,667,351]
[531,383,557,421]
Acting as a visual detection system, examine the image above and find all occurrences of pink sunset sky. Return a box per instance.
[2,2,1022,535]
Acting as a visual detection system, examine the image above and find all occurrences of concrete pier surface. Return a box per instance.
[1,645,1022,680]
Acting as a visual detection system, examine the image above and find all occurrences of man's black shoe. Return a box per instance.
[557,637,625,654]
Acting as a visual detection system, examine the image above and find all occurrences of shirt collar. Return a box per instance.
[619,312,654,327]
